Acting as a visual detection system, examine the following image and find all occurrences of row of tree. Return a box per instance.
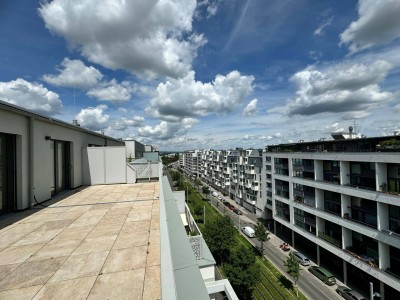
[203,215,260,300]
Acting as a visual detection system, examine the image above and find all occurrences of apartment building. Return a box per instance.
[262,133,400,299]
[182,150,200,179]
[194,149,262,212]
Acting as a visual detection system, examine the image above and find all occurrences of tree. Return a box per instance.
[193,204,204,223]
[284,252,301,296]
[202,186,210,195]
[203,215,235,264]
[254,221,269,256]
[224,245,260,300]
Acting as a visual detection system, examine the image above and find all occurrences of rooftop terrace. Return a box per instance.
[0,182,160,299]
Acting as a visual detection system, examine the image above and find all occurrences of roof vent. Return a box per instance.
[72,119,80,127]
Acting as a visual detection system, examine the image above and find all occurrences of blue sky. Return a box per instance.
[1,0,400,151]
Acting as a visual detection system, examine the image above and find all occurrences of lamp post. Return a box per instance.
[369,282,381,300]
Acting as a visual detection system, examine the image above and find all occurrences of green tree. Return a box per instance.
[202,186,210,195]
[203,215,235,264]
[224,245,260,300]
[284,252,301,296]
[193,204,204,223]
[254,221,269,256]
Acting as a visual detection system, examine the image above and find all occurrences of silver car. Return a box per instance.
[292,251,310,266]
[336,286,366,300]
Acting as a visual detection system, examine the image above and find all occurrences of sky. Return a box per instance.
[1,0,400,151]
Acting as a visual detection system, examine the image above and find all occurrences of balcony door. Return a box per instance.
[0,133,16,212]
[50,140,71,196]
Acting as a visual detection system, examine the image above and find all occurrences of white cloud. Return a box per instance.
[138,118,198,140]
[147,70,254,121]
[270,60,393,117]
[242,99,258,116]
[76,105,109,131]
[39,0,206,79]
[340,0,400,53]
[43,58,103,89]
[110,116,144,131]
[326,122,345,133]
[196,0,219,19]
[87,79,134,102]
[314,16,333,36]
[0,78,62,115]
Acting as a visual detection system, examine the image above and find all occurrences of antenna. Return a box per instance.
[72,88,80,126]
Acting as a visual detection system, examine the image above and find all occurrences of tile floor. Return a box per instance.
[0,182,160,300]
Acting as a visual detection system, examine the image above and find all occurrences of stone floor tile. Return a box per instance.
[148,230,160,245]
[0,233,27,251]
[142,266,161,300]
[0,243,45,265]
[0,285,42,300]
[0,256,66,291]
[133,200,153,207]
[72,235,117,255]
[48,251,108,283]
[49,226,93,244]
[27,239,81,262]
[33,276,97,300]
[146,244,160,267]
[0,263,20,281]
[112,232,149,250]
[86,223,123,238]
[88,269,145,300]
[102,246,147,273]
[120,220,150,234]
[96,215,127,226]
[13,228,64,247]
[126,212,152,222]
[68,216,102,229]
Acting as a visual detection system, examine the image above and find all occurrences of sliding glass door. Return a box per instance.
[50,140,70,196]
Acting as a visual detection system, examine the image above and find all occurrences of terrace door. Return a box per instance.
[50,140,71,196]
[0,133,16,212]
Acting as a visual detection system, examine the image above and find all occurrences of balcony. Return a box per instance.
[251,182,259,191]
[345,206,377,229]
[275,186,289,199]
[318,231,342,248]
[274,164,289,176]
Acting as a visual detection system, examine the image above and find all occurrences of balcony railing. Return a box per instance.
[318,231,342,248]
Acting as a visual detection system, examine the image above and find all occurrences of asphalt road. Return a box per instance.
[180,174,344,300]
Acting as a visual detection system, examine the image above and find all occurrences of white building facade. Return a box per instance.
[262,137,400,299]
[0,100,124,212]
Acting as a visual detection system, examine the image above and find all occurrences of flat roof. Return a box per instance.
[0,182,160,299]
[0,99,123,143]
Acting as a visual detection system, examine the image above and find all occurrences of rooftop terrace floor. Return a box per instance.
[0,182,160,300]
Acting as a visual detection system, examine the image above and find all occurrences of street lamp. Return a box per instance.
[369,282,381,300]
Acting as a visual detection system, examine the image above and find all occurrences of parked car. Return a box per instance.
[279,242,290,251]
[233,208,242,215]
[217,196,223,201]
[336,286,366,300]
[242,226,255,238]
[227,203,235,210]
[308,266,336,286]
[292,251,311,266]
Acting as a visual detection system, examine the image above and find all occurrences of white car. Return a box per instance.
[242,226,255,238]
[217,196,223,201]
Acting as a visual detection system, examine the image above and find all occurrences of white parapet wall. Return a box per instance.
[83,146,127,185]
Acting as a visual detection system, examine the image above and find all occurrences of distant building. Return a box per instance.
[125,139,146,160]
